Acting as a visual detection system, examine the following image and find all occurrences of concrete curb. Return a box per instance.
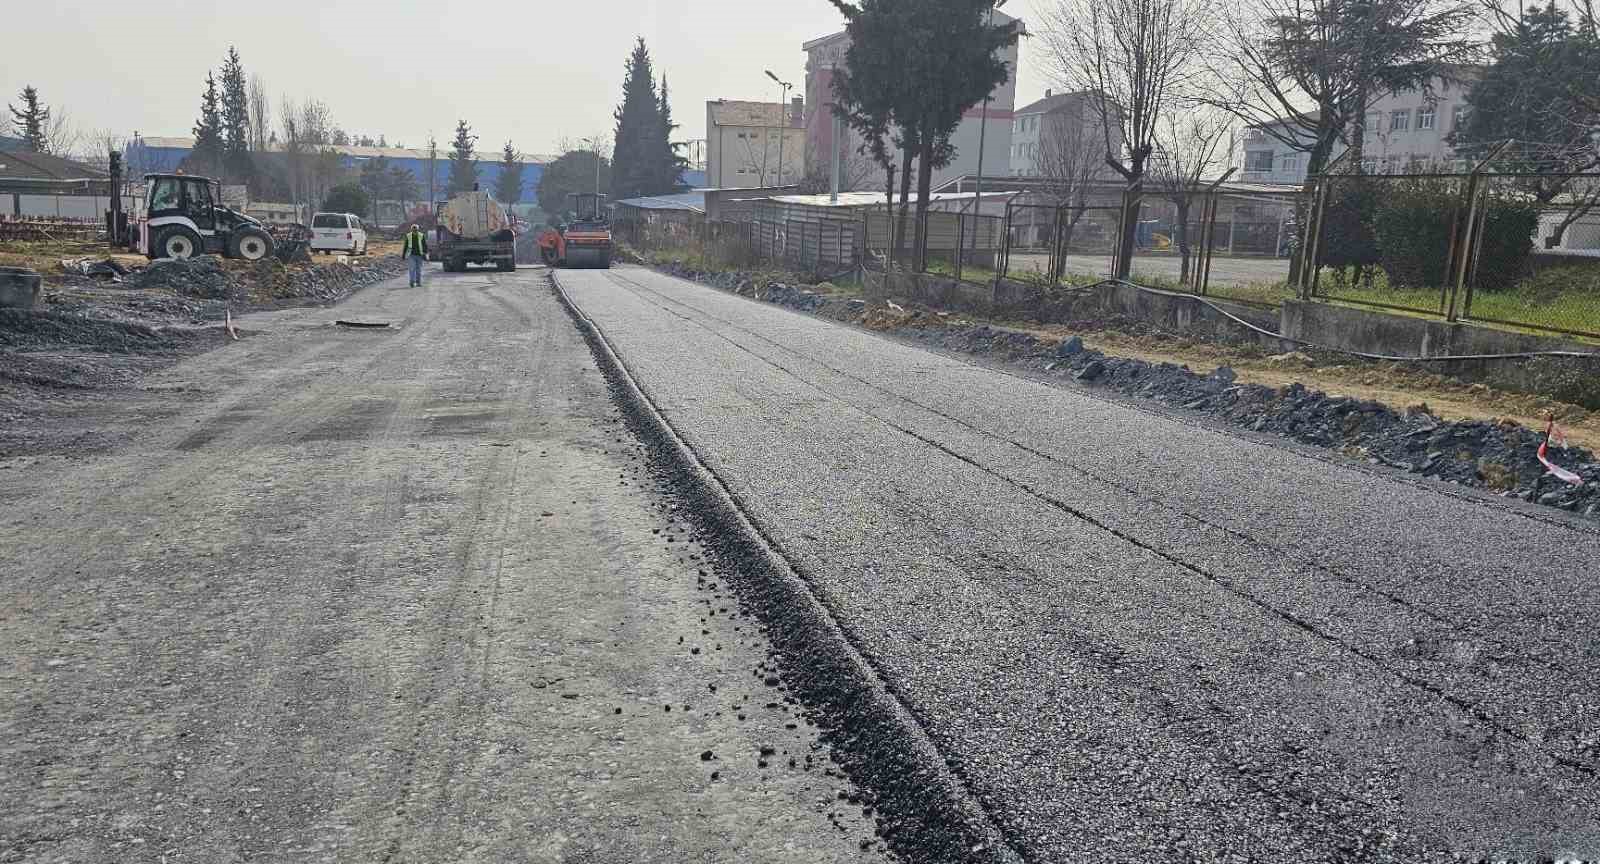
[549,269,1028,864]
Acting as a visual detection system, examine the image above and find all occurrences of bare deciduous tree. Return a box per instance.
[796,149,879,194]
[43,107,81,160]
[1200,0,1474,180]
[80,129,128,172]
[1041,0,1200,279]
[1150,109,1237,283]
[248,74,271,153]
[1034,99,1123,275]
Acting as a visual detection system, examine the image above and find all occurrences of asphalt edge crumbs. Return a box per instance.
[548,271,1027,864]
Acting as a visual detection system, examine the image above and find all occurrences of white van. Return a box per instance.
[310,213,369,255]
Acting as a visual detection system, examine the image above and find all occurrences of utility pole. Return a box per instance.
[765,70,793,188]
[426,135,438,204]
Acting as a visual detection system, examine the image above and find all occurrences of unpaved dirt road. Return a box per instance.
[557,265,1600,863]
[0,268,883,862]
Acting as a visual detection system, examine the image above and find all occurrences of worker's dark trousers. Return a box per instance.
[408,254,423,287]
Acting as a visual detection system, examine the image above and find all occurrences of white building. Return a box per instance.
[1240,69,1481,184]
[704,99,808,190]
[802,9,1021,191]
[1008,89,1124,178]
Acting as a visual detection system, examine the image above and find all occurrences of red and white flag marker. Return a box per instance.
[1538,418,1584,486]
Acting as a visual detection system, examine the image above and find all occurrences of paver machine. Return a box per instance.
[537,192,612,269]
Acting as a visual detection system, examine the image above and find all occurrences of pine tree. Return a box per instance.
[611,38,661,200]
[8,86,49,152]
[191,72,224,176]
[446,120,479,196]
[495,141,526,203]
[219,47,252,182]
[654,75,691,193]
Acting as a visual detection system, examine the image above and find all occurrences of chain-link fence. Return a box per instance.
[1296,153,1600,339]
[1459,172,1600,339]
[609,164,1600,341]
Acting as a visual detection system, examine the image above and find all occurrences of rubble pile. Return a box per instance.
[129,256,234,298]
[654,261,1600,520]
[124,255,408,305]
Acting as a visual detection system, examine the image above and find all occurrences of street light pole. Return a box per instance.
[765,70,793,188]
[581,137,600,195]
[969,0,997,267]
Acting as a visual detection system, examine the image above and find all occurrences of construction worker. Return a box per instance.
[402,224,428,287]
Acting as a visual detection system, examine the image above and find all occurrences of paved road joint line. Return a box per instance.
[552,270,1030,864]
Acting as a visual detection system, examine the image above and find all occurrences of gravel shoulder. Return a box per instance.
[558,264,1600,863]
[0,265,883,863]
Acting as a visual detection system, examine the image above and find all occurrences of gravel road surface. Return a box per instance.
[557,265,1600,863]
[0,267,884,863]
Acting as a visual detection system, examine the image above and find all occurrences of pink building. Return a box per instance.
[802,10,1021,191]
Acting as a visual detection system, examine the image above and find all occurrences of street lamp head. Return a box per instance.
[765,70,791,89]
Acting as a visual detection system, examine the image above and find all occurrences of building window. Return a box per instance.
[1244,150,1275,172]
[1390,109,1410,132]
[1364,112,1382,138]
[1418,107,1435,130]
[1452,105,1468,131]
[1281,154,1302,175]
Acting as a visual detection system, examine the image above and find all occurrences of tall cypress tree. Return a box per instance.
[8,86,49,152]
[191,72,224,176]
[494,141,525,203]
[446,120,479,195]
[655,75,691,193]
[220,47,252,182]
[611,38,661,200]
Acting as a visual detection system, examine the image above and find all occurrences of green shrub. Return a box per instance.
[1371,178,1459,288]
[1470,197,1539,291]
[1318,178,1380,274]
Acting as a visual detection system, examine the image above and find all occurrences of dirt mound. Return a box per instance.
[122,255,409,307]
[130,255,233,299]
[0,309,201,353]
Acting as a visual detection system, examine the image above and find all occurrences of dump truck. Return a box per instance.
[537,192,612,269]
[433,190,516,272]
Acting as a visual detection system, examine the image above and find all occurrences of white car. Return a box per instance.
[310,212,368,255]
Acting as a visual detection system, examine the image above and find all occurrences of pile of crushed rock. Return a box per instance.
[128,255,407,304]
[654,262,1599,520]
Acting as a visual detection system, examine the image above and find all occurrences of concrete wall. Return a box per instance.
[863,270,1600,404]
[11,193,136,220]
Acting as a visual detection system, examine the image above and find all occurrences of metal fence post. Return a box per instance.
[955,210,966,282]
[1297,178,1330,300]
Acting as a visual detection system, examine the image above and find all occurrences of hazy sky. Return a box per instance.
[6,1,1053,159]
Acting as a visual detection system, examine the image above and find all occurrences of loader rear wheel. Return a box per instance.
[229,228,274,262]
[153,226,203,260]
